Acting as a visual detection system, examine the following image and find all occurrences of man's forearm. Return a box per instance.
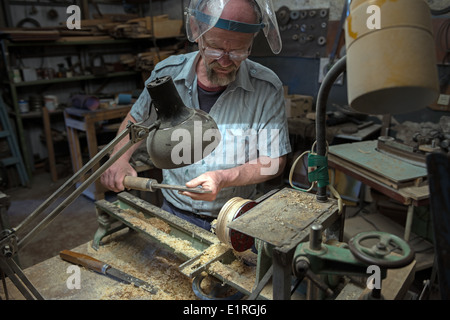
[219,155,286,189]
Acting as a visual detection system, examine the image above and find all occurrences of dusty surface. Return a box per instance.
[87,230,199,300]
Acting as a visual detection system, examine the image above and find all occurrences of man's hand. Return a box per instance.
[100,158,137,193]
[180,171,224,201]
[179,155,286,201]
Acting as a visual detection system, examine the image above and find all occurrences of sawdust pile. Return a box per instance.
[198,243,229,265]
[123,209,171,233]
[179,243,230,276]
[84,205,260,300]
[118,209,201,259]
[148,217,171,234]
[209,259,249,278]
[86,230,199,300]
[208,258,256,292]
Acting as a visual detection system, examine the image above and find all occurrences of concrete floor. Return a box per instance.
[4,170,102,270]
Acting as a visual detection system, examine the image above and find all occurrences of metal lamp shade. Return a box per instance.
[146,76,221,169]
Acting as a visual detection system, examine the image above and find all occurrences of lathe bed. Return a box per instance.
[92,188,341,299]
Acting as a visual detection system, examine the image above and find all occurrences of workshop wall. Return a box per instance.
[250,0,450,127]
[2,0,449,165]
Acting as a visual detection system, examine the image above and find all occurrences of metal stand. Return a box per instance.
[292,225,415,300]
[0,120,160,299]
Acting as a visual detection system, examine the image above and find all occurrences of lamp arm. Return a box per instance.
[315,55,347,201]
[15,120,160,250]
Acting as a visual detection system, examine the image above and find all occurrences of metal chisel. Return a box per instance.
[59,250,158,294]
[123,176,211,194]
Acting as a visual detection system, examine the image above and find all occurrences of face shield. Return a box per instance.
[186,0,282,54]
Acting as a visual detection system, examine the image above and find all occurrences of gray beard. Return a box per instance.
[206,62,237,87]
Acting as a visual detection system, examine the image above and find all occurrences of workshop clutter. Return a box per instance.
[1,12,185,87]
[0,14,184,42]
[73,14,183,40]
[391,116,450,155]
[109,15,183,39]
[285,94,314,118]
[283,87,314,118]
[71,90,140,111]
[71,94,100,111]
[9,52,138,87]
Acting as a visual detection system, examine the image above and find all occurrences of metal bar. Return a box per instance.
[404,205,414,241]
[271,249,291,300]
[248,265,273,300]
[7,257,44,299]
[0,258,43,300]
[17,121,159,250]
[14,126,131,236]
[17,139,134,250]
[315,55,347,201]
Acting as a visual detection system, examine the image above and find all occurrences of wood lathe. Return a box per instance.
[92,182,416,300]
[93,187,342,300]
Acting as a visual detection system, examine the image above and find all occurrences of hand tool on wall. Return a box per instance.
[123,176,211,194]
[59,250,158,294]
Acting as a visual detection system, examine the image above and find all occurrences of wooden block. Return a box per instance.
[152,20,183,38]
[80,19,113,27]
[398,185,430,202]
[57,35,113,42]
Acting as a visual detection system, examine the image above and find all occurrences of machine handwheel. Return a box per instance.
[348,231,414,268]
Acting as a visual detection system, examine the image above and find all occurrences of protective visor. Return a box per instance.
[186,0,282,54]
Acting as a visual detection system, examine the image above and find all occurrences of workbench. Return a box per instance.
[64,105,131,200]
[328,140,430,241]
[0,227,416,301]
[1,229,198,300]
[287,116,382,145]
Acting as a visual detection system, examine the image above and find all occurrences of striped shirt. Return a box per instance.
[130,51,291,217]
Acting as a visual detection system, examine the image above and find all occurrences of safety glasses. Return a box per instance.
[200,37,252,62]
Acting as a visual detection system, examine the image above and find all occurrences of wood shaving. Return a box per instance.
[86,230,199,300]
[117,208,201,259]
[208,259,256,292]
[180,243,230,276]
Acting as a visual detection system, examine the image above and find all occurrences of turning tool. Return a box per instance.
[123,176,211,194]
[59,250,158,294]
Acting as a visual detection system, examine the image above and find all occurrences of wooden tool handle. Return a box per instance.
[123,176,155,191]
[60,250,108,274]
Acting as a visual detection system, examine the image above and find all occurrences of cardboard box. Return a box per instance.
[153,19,183,38]
[127,16,183,38]
[286,94,314,118]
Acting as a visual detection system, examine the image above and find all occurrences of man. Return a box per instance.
[100,0,291,230]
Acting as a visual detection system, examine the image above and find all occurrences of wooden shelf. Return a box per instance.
[10,71,139,87]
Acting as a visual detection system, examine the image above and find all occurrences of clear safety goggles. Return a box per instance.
[200,37,252,62]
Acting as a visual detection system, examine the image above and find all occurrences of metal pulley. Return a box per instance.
[276,6,291,26]
[214,197,256,252]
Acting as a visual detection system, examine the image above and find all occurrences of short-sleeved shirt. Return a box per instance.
[131,51,291,217]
